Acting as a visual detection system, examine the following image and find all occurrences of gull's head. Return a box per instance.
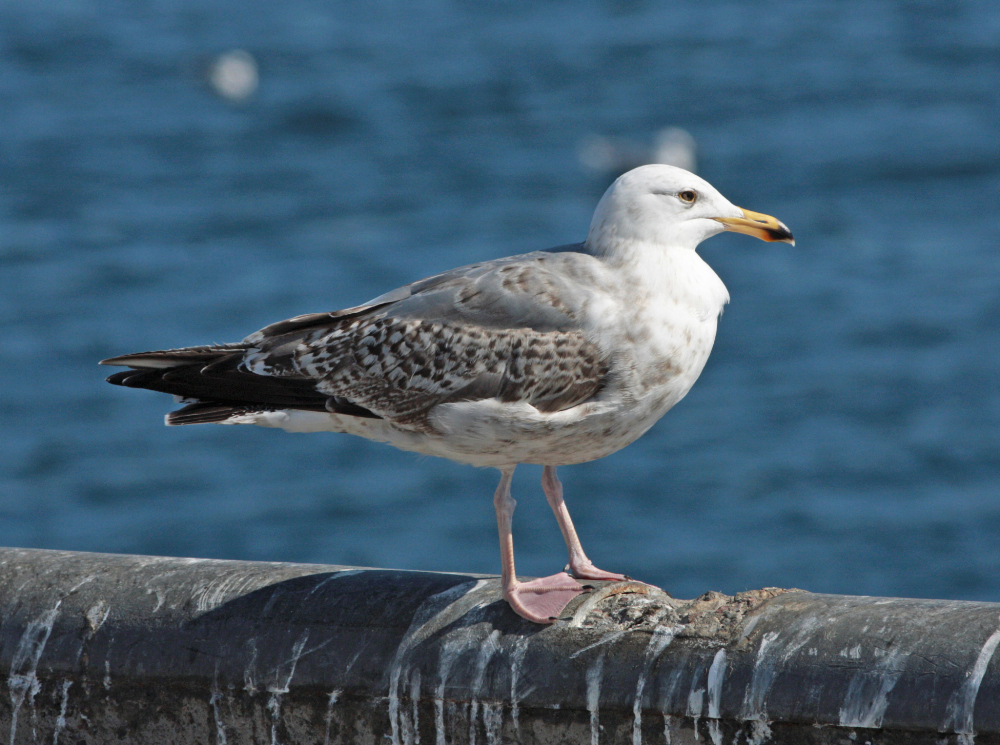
[586,164,793,257]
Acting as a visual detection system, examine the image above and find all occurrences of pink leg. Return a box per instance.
[494,466,586,624]
[542,465,629,582]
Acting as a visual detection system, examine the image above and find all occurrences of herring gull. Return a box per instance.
[101,164,793,624]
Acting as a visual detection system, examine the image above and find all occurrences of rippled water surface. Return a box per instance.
[2,0,999,601]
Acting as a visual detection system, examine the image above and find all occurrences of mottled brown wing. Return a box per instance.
[244,250,611,429]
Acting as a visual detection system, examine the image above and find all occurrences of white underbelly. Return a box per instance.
[229,375,691,469]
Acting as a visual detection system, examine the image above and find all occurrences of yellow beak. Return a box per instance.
[714,208,794,245]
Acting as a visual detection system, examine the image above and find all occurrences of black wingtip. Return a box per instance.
[105,370,139,386]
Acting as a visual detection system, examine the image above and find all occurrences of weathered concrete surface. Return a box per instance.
[1,547,999,744]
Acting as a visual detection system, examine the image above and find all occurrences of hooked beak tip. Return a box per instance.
[715,208,794,245]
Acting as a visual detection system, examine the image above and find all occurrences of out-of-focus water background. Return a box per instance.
[1,0,998,602]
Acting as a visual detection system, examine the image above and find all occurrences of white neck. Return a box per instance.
[619,241,730,319]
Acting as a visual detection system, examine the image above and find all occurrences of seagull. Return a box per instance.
[101,165,793,624]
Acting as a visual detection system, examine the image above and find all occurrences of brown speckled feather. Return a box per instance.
[243,248,611,429]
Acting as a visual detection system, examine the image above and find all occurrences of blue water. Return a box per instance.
[1,0,999,602]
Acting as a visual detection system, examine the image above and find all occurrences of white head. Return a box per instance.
[586,164,793,258]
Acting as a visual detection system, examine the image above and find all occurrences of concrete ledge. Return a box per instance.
[1,547,999,744]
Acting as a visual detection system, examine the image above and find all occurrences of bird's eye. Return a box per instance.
[678,190,697,204]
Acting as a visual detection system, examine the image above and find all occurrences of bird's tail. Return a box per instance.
[100,344,333,425]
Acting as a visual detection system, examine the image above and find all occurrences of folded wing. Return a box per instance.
[102,248,612,429]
